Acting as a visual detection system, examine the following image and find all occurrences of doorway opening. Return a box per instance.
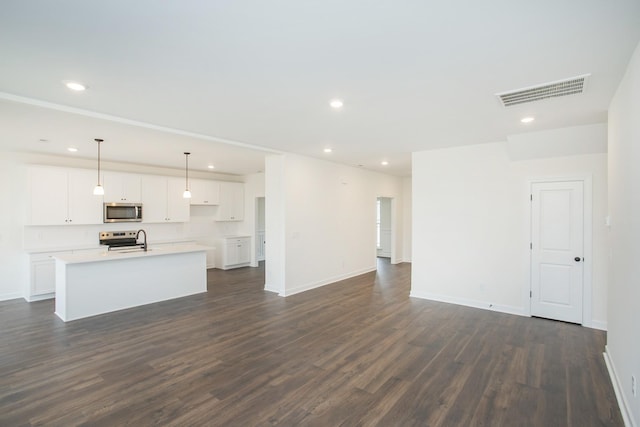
[255,197,265,263]
[376,197,393,260]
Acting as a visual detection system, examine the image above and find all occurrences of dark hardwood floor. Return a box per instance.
[0,259,622,426]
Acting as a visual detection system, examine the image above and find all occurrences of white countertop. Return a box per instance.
[24,238,198,254]
[53,244,210,265]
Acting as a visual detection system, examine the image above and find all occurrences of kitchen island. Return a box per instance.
[54,244,208,322]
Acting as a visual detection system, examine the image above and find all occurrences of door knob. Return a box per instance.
[574,257,582,262]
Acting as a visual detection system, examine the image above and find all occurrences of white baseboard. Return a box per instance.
[263,284,281,294]
[604,346,635,427]
[590,320,608,331]
[281,266,377,297]
[0,292,23,302]
[409,290,526,317]
[23,293,55,302]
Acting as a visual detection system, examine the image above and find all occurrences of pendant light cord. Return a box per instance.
[95,138,103,186]
[184,152,190,190]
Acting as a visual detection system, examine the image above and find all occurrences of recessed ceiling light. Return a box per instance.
[65,81,87,91]
[381,161,389,166]
[521,116,535,123]
[329,99,343,109]
[208,165,215,169]
[67,147,78,152]
[323,148,332,153]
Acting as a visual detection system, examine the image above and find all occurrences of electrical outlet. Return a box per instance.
[632,375,637,397]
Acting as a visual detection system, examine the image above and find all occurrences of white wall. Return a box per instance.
[402,177,412,262]
[606,41,640,427]
[238,172,265,267]
[411,137,608,326]
[0,153,27,300]
[507,123,607,161]
[264,155,286,294]
[266,153,404,296]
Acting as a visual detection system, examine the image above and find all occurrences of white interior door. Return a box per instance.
[531,181,584,324]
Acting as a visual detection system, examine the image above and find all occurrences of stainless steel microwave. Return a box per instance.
[103,203,143,223]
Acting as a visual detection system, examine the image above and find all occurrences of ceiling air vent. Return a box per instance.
[496,74,590,107]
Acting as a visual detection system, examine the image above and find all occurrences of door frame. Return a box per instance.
[375,195,399,264]
[376,196,393,259]
[255,196,265,263]
[525,175,593,327]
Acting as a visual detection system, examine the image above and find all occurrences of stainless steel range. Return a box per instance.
[99,230,147,251]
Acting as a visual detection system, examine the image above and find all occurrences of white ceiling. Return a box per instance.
[1,1,639,176]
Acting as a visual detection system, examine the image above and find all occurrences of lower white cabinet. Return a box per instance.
[27,252,70,301]
[26,249,106,301]
[215,236,251,270]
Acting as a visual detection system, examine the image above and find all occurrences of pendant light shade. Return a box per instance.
[183,152,192,199]
[93,138,104,196]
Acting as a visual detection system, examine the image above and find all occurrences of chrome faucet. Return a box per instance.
[136,229,148,252]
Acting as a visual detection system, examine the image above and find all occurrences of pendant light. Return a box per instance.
[93,138,104,195]
[183,152,192,199]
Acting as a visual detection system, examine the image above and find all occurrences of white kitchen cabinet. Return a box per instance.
[167,177,190,222]
[216,182,244,221]
[215,236,251,269]
[26,251,72,301]
[190,179,220,205]
[103,172,141,203]
[141,175,190,223]
[28,166,103,225]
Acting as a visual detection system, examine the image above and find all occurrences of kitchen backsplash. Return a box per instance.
[23,205,239,252]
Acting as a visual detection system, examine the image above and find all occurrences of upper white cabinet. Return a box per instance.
[28,166,103,225]
[103,172,141,203]
[217,182,244,221]
[141,175,190,223]
[167,177,190,222]
[190,179,220,205]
